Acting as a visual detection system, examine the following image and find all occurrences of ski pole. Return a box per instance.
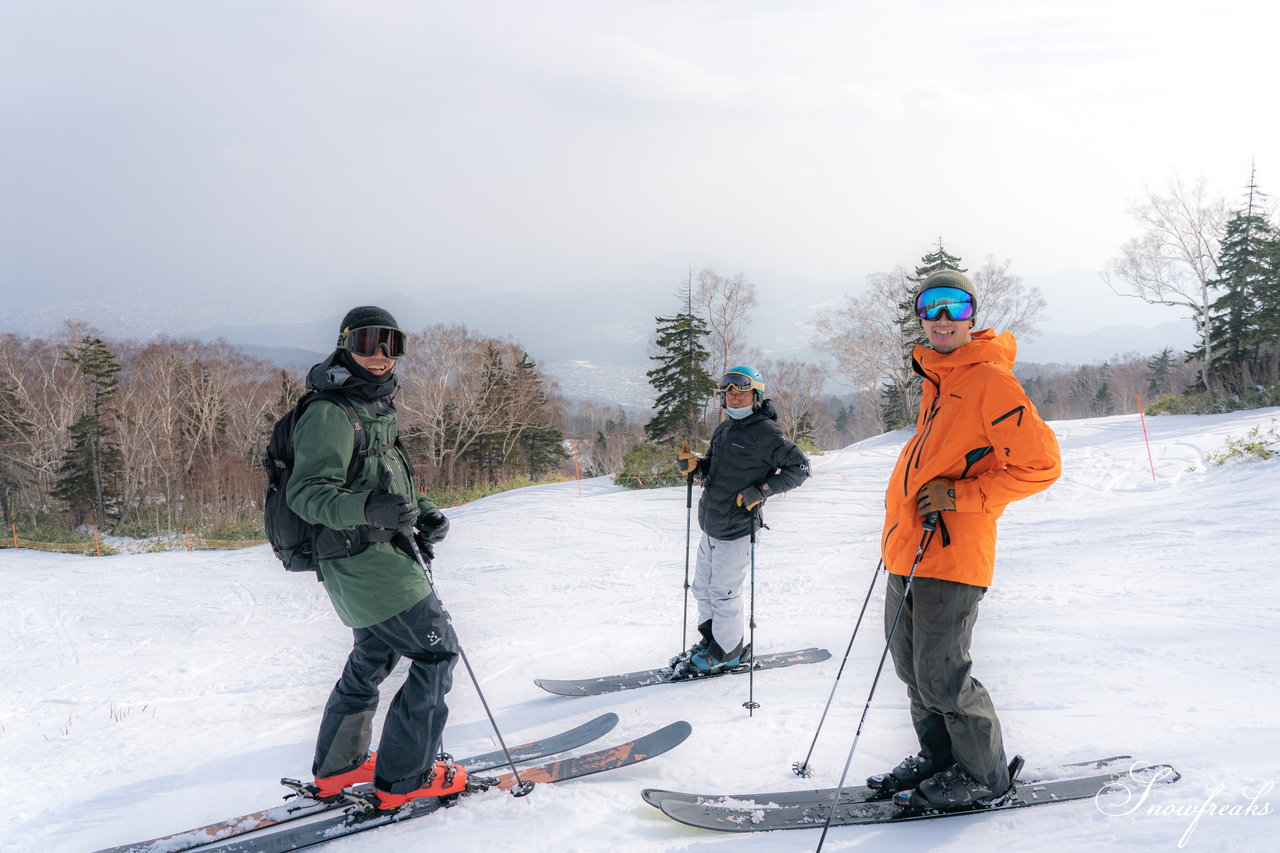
[401,529,535,797]
[742,514,760,716]
[792,558,884,778]
[815,513,938,852]
[681,470,694,654]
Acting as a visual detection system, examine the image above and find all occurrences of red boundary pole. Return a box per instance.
[1137,394,1156,482]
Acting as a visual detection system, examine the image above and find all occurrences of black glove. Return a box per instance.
[416,510,450,547]
[364,471,417,531]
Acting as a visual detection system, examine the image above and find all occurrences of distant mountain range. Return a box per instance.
[0,264,1198,409]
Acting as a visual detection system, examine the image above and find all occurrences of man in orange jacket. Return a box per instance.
[871,270,1061,809]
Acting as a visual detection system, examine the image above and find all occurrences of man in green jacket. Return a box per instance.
[287,305,463,811]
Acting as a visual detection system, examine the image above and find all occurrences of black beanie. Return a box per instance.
[340,305,400,332]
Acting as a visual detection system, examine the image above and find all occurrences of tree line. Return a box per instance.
[1105,166,1280,408]
[0,323,567,536]
[10,175,1271,531]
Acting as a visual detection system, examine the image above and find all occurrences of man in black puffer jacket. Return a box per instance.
[674,365,810,672]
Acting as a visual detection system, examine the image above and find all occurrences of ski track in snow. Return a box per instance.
[2,408,1278,852]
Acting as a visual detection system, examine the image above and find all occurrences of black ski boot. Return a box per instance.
[866,754,948,794]
[893,755,1023,811]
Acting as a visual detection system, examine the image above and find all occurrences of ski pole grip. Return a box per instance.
[923,511,939,532]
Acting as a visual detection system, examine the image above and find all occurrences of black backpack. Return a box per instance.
[262,391,367,578]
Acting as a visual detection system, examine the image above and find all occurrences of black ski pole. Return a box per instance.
[742,515,760,716]
[681,470,694,654]
[792,558,884,778]
[815,513,938,852]
[401,529,535,797]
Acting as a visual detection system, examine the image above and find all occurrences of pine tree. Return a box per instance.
[915,239,966,280]
[1204,167,1280,396]
[513,353,569,477]
[645,279,715,445]
[54,335,123,529]
[1146,348,1176,396]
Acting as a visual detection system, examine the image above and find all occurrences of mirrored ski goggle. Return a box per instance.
[717,372,763,393]
[338,325,406,358]
[915,286,975,321]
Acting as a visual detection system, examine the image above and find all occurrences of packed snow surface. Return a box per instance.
[4,408,1278,853]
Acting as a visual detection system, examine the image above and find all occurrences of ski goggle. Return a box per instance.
[718,371,764,393]
[915,286,975,321]
[338,325,406,358]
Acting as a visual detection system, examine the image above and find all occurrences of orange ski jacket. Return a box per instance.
[881,330,1061,588]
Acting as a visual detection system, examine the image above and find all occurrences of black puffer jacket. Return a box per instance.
[695,399,810,541]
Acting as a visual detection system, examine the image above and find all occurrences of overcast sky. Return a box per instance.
[1,0,1275,335]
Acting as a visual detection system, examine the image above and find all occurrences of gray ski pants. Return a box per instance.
[312,591,460,794]
[885,573,1010,792]
[692,533,751,660]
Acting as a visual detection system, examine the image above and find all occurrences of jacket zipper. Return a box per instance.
[901,361,942,497]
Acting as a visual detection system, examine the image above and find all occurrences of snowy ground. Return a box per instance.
[4,408,1279,853]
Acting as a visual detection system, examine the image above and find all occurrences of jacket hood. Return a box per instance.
[914,329,1017,379]
[306,350,399,402]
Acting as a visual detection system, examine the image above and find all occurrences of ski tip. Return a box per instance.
[641,788,676,808]
[661,720,694,742]
[533,678,593,696]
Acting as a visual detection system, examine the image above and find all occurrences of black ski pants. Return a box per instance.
[885,573,1010,792]
[312,591,460,794]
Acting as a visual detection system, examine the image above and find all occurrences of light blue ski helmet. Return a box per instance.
[717,365,765,407]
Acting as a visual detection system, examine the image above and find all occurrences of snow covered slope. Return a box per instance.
[4,408,1278,852]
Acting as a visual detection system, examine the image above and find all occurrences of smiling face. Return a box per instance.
[921,313,974,353]
[350,348,397,376]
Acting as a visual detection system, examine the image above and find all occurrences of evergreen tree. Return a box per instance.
[54,335,122,529]
[645,280,715,445]
[513,353,569,477]
[1146,348,1176,396]
[1203,168,1280,395]
[915,239,966,280]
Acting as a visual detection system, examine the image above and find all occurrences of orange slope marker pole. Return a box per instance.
[1136,394,1157,482]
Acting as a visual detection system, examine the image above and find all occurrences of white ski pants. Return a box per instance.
[692,533,751,658]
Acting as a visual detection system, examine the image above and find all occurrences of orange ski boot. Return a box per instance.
[312,753,377,799]
[374,761,468,810]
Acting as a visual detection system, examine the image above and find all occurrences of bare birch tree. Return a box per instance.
[972,255,1046,337]
[1102,173,1228,394]
[813,267,920,432]
[756,357,830,446]
[693,267,759,378]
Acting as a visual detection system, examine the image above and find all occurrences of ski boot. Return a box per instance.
[668,620,715,675]
[893,755,1023,812]
[866,753,944,796]
[371,760,469,811]
[303,752,378,800]
[669,639,708,670]
[687,642,748,673]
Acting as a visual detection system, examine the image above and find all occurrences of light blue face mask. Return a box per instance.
[726,405,754,420]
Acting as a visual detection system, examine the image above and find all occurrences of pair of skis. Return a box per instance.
[94,713,690,853]
[642,755,1182,832]
[534,646,832,695]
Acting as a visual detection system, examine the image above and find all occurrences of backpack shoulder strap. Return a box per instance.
[299,391,368,489]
